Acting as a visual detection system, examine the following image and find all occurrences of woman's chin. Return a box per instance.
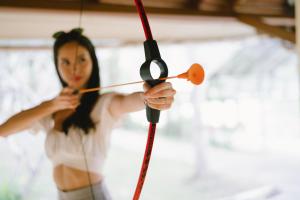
[68,82,84,89]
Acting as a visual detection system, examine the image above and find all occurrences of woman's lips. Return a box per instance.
[73,76,82,82]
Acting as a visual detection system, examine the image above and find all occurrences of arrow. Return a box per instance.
[77,63,205,94]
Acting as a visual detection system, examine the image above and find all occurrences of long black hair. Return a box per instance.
[53,28,100,135]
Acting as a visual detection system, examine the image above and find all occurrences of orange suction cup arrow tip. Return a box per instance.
[177,63,205,85]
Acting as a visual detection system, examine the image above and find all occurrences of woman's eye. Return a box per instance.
[61,60,70,66]
[78,57,86,63]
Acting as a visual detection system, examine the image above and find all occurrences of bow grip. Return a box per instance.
[140,40,168,123]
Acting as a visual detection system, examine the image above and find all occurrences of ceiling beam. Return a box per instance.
[237,15,295,43]
[186,0,200,9]
[0,0,294,18]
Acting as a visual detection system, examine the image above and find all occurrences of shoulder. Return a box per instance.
[97,92,121,107]
[92,92,123,119]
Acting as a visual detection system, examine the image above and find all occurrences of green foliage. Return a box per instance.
[0,182,21,200]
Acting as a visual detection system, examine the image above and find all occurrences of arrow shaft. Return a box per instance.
[79,76,177,94]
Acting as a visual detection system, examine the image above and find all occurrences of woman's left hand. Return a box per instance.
[143,82,176,110]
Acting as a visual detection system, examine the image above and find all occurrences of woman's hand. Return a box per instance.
[0,87,80,137]
[143,82,176,110]
[48,87,80,112]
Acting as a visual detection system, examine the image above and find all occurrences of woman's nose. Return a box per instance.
[71,63,80,75]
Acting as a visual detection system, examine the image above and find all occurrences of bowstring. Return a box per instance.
[74,0,96,199]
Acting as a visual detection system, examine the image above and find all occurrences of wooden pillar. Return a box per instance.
[297,1,300,114]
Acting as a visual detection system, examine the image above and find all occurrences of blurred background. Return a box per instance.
[0,0,299,199]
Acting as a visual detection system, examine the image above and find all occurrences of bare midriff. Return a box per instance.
[52,110,103,191]
[54,164,103,191]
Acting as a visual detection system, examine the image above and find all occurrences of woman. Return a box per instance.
[0,28,176,200]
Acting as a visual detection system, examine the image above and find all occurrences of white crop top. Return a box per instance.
[32,92,119,174]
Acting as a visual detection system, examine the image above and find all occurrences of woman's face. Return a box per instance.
[57,42,93,89]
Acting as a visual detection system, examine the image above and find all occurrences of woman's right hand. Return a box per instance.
[48,87,80,112]
[0,87,80,137]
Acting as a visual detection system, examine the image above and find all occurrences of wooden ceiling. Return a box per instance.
[0,0,295,45]
[0,0,294,17]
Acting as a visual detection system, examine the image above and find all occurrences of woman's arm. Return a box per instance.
[0,87,80,138]
[109,92,145,118]
[0,101,55,137]
[109,82,176,118]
